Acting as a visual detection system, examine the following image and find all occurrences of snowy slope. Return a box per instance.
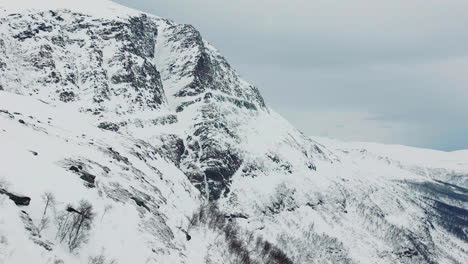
[0,91,201,263]
[0,0,467,263]
[315,137,468,188]
[221,137,467,263]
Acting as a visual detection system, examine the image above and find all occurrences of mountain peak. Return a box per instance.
[0,0,142,18]
[0,1,466,263]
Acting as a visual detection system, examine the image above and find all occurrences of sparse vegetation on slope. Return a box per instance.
[185,202,293,264]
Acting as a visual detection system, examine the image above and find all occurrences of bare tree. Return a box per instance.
[56,200,95,251]
[38,192,56,233]
[88,251,117,264]
[186,202,293,264]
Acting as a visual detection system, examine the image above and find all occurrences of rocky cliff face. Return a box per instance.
[0,1,324,201]
[0,1,467,264]
[0,9,165,114]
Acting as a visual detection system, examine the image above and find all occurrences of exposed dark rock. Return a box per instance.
[395,248,419,258]
[59,91,76,102]
[3,10,166,115]
[151,115,178,126]
[267,154,293,174]
[19,210,40,236]
[18,119,25,124]
[314,145,324,154]
[175,98,202,112]
[13,30,36,41]
[98,122,120,132]
[69,165,80,173]
[156,134,185,166]
[203,168,234,200]
[197,148,241,200]
[106,147,130,165]
[307,162,317,171]
[131,196,150,211]
[31,45,55,69]
[19,211,53,251]
[0,188,31,206]
[80,172,96,188]
[306,199,324,209]
[226,213,248,220]
[37,23,53,32]
[0,109,15,119]
[3,6,269,206]
[68,165,96,188]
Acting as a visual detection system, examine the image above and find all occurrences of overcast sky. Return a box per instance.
[115,0,468,151]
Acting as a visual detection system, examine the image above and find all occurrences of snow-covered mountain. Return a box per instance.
[0,1,466,263]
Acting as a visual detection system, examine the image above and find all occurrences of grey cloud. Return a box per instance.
[114,0,468,150]
[117,0,468,67]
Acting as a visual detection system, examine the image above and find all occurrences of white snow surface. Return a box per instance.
[0,1,467,263]
[0,91,201,264]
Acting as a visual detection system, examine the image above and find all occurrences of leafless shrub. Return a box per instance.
[227,237,252,264]
[275,225,353,264]
[187,202,293,264]
[88,251,117,264]
[56,200,95,251]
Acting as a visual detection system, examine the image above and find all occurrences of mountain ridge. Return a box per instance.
[0,1,467,263]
